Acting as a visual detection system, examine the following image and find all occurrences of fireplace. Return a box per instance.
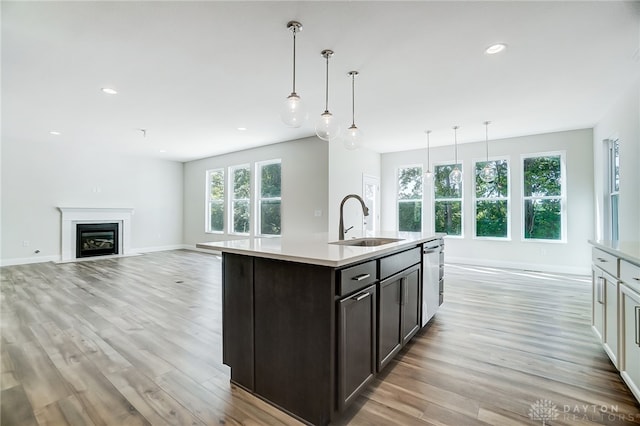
[76,223,119,258]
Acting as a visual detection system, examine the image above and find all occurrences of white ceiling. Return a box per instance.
[3,1,640,162]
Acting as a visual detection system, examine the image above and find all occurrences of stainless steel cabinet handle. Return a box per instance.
[635,306,640,347]
[353,292,370,301]
[597,257,607,263]
[351,273,371,281]
[597,277,605,304]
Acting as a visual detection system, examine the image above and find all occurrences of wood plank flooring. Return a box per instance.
[2,250,639,425]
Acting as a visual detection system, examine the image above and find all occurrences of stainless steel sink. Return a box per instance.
[329,237,404,247]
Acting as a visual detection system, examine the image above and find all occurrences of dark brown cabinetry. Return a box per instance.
[337,284,377,410]
[220,240,442,425]
[378,263,420,370]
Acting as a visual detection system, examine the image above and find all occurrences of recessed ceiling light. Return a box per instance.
[101,87,118,95]
[237,127,247,131]
[49,131,61,135]
[485,43,506,55]
[159,149,167,153]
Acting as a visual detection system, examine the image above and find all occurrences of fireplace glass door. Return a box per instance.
[76,223,119,258]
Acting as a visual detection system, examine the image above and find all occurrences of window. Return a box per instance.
[257,160,281,235]
[230,164,250,234]
[474,159,509,238]
[434,163,462,236]
[607,139,620,242]
[206,169,225,232]
[522,153,565,241]
[397,166,422,232]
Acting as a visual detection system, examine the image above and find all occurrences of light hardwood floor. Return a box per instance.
[2,250,639,425]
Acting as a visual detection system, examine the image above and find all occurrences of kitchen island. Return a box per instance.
[197,232,444,425]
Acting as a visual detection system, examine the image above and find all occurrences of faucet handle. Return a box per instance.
[345,225,354,234]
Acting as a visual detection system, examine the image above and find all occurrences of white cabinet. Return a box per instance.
[620,260,640,403]
[591,248,619,368]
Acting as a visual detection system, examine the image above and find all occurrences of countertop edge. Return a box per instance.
[197,235,443,268]
[589,240,640,267]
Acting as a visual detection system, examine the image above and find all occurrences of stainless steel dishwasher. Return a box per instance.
[422,239,443,326]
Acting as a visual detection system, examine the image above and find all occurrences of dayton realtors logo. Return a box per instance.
[529,399,637,424]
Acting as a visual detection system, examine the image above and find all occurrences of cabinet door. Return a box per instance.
[592,267,605,341]
[378,275,402,371]
[402,265,421,344]
[337,285,376,410]
[621,284,640,403]
[604,272,618,367]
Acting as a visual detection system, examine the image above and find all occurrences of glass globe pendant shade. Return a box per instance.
[449,167,462,185]
[343,124,363,150]
[424,169,434,181]
[281,93,307,128]
[315,111,340,141]
[480,162,497,183]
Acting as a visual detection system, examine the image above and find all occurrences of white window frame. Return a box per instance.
[396,165,423,232]
[433,161,464,238]
[229,164,251,236]
[473,157,510,240]
[606,138,620,242]
[206,168,225,233]
[521,151,567,243]
[255,159,282,237]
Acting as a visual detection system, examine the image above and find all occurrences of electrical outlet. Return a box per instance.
[314,210,322,217]
[22,240,30,247]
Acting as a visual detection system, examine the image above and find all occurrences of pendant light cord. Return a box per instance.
[324,54,329,112]
[484,121,490,162]
[453,126,459,165]
[292,27,297,94]
[426,131,431,165]
[351,73,356,126]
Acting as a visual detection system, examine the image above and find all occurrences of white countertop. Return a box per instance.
[197,232,443,267]
[589,240,640,267]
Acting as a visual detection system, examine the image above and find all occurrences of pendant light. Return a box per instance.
[480,121,497,183]
[280,21,307,127]
[449,126,462,185]
[424,130,434,181]
[343,71,363,150]
[315,50,340,141]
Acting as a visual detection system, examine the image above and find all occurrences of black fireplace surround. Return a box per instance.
[76,223,119,258]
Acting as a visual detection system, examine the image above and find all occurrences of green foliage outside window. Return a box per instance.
[232,166,250,234]
[523,155,562,240]
[208,169,224,232]
[475,160,509,238]
[259,162,281,235]
[434,164,462,236]
[397,167,422,232]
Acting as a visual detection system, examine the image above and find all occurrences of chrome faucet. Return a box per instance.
[338,194,369,240]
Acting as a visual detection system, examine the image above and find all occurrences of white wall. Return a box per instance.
[183,137,329,246]
[1,141,184,265]
[593,77,640,241]
[328,142,381,241]
[382,129,594,274]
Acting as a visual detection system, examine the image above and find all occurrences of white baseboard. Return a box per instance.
[1,255,59,267]
[130,244,186,254]
[180,244,222,255]
[446,256,590,276]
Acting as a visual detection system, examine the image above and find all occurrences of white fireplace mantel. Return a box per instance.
[58,207,134,261]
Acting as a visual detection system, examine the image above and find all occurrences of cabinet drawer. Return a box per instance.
[621,259,640,294]
[380,247,421,280]
[338,260,377,297]
[593,248,618,277]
